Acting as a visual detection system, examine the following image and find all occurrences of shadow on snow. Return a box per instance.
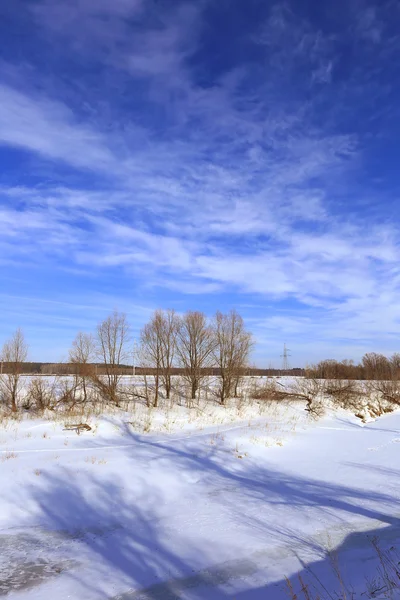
[2,425,400,599]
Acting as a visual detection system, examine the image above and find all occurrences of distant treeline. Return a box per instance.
[4,355,400,381]
[1,362,305,377]
[306,354,400,380]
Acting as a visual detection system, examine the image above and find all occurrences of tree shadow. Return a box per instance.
[335,415,400,435]
[5,468,235,599]
[3,425,400,599]
[116,427,400,527]
[232,521,400,599]
[343,461,400,478]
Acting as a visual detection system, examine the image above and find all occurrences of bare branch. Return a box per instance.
[94,311,130,406]
[0,328,28,412]
[176,311,215,401]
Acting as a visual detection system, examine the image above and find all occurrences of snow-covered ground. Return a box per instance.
[1,396,400,599]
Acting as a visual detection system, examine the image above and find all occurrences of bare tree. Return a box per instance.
[26,376,57,411]
[325,378,363,410]
[140,309,179,406]
[390,353,400,381]
[176,311,215,401]
[212,310,252,404]
[0,328,28,412]
[69,332,96,404]
[232,319,253,397]
[362,353,391,380]
[306,359,362,380]
[135,344,153,407]
[288,377,326,416]
[140,311,163,407]
[370,379,400,408]
[95,311,130,406]
[160,309,179,401]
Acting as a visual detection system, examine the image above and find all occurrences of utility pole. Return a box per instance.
[280,343,291,372]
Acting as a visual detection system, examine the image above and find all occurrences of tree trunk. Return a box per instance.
[11,379,18,412]
[154,373,159,407]
[144,374,151,407]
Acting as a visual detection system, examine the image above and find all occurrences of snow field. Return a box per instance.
[0,377,399,599]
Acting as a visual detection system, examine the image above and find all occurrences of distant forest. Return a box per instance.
[1,363,305,377]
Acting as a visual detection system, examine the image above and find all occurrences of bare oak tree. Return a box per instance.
[176,311,215,401]
[69,332,96,404]
[212,310,252,404]
[95,311,130,406]
[0,328,28,412]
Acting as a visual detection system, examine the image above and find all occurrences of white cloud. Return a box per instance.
[0,84,117,171]
[1,0,400,361]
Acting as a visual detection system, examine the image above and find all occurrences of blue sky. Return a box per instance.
[1,0,400,366]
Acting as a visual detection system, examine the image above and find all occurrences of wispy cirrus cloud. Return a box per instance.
[0,84,118,171]
[1,0,400,362]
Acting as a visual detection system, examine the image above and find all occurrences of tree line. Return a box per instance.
[2,309,400,415]
[306,354,400,381]
[0,309,253,412]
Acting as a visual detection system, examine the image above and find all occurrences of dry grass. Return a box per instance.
[0,410,22,428]
[209,432,225,445]
[285,538,400,600]
[251,378,289,402]
[0,375,398,437]
[85,455,107,465]
[1,451,18,462]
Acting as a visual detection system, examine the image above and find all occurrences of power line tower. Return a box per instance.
[280,343,291,371]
